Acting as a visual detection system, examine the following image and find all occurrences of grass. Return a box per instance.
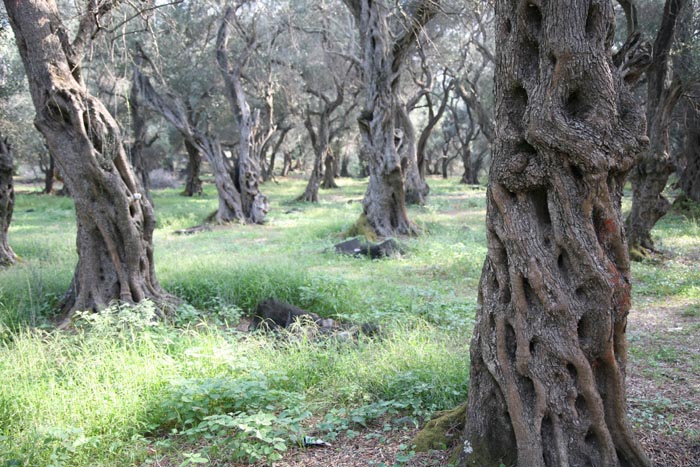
[0,177,480,466]
[0,177,697,466]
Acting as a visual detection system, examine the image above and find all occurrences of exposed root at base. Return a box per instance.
[344,214,379,242]
[412,402,467,452]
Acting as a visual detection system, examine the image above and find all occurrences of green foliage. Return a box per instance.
[154,374,309,463]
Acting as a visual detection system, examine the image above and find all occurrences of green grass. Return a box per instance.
[0,177,481,466]
[0,178,697,466]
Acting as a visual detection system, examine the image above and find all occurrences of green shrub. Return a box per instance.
[153,374,309,463]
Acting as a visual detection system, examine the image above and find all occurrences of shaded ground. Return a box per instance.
[144,201,698,467]
[249,424,450,467]
[627,297,700,467]
[248,297,700,467]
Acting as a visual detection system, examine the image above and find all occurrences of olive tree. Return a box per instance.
[4,0,172,314]
[343,0,440,237]
[0,133,15,266]
[458,1,652,465]
[626,0,688,257]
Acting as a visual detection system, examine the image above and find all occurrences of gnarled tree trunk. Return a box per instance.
[321,148,339,189]
[344,0,438,236]
[401,105,430,206]
[182,140,203,197]
[216,7,269,225]
[129,77,152,200]
[626,0,687,256]
[298,149,323,203]
[0,134,16,267]
[459,148,474,184]
[679,98,700,201]
[5,0,171,313]
[459,2,651,466]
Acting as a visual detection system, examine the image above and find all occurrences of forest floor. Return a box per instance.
[241,297,700,467]
[159,292,700,467]
[1,178,698,467]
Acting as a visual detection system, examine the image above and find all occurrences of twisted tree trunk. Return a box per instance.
[459,147,474,184]
[129,77,152,199]
[182,140,203,197]
[298,148,323,203]
[344,0,438,236]
[401,105,430,206]
[679,99,700,201]
[5,0,171,313]
[459,1,651,465]
[132,66,250,224]
[626,0,687,256]
[301,83,345,199]
[217,7,269,224]
[0,134,16,267]
[321,148,339,189]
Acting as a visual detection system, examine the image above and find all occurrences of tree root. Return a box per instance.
[412,403,467,452]
[344,214,379,241]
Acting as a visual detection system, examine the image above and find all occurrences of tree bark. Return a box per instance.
[298,147,323,203]
[182,140,203,197]
[679,99,700,201]
[216,7,269,225]
[0,134,16,267]
[262,125,291,182]
[461,148,485,185]
[344,0,438,236]
[39,150,55,194]
[401,104,430,205]
[128,77,153,200]
[626,0,687,256]
[281,151,293,177]
[459,1,652,466]
[301,82,345,198]
[5,0,171,313]
[321,148,339,189]
[460,148,474,184]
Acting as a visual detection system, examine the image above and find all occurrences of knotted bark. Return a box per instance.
[0,134,16,267]
[5,0,172,314]
[216,7,270,224]
[182,140,203,197]
[678,99,700,202]
[460,1,651,466]
[321,148,339,189]
[344,0,439,237]
[626,0,687,256]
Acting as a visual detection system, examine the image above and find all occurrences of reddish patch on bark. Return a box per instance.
[597,217,618,245]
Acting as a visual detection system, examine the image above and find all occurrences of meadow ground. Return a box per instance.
[0,176,697,466]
